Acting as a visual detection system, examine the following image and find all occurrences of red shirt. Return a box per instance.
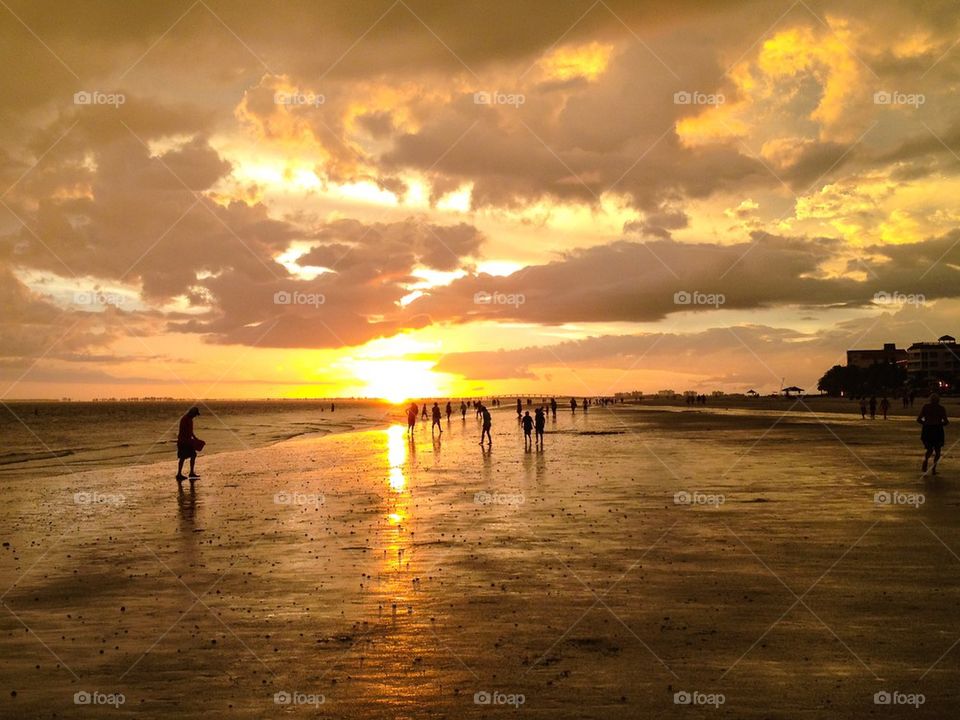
[178,414,194,442]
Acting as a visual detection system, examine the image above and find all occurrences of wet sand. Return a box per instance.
[2,404,959,718]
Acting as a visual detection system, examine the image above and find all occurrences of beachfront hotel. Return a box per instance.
[847,335,959,390]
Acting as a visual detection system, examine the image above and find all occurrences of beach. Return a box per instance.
[2,402,959,718]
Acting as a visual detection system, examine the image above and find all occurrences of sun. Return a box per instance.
[349,359,445,403]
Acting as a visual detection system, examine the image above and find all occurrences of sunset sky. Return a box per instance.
[2,0,960,400]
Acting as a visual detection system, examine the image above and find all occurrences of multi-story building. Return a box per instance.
[846,342,907,369]
[906,335,959,390]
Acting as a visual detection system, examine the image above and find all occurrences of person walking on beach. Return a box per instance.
[422,402,429,421]
[479,404,492,446]
[534,407,546,448]
[431,402,443,435]
[516,398,522,422]
[880,397,890,420]
[918,394,948,475]
[571,397,577,412]
[446,401,452,421]
[460,400,467,419]
[550,397,557,418]
[521,410,533,449]
[859,397,867,419]
[406,402,418,435]
[176,406,202,482]
[869,396,877,420]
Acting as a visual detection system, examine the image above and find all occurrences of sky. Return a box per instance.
[2,0,960,401]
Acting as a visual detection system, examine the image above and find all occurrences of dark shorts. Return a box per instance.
[482,423,491,431]
[177,441,197,460]
[921,426,945,450]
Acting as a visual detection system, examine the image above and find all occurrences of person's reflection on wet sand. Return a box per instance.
[177,482,197,529]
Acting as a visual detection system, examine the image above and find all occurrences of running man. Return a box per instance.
[431,402,443,434]
[521,410,533,449]
[917,393,949,475]
[176,406,202,482]
[479,404,492,446]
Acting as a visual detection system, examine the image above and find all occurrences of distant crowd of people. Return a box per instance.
[174,392,948,480]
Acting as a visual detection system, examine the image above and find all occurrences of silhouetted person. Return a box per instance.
[330,402,335,412]
[571,398,577,412]
[422,402,429,420]
[479,404,492,446]
[176,406,202,482]
[431,402,443,434]
[869,396,877,420]
[460,401,467,419]
[534,407,545,447]
[582,398,588,413]
[550,397,557,418]
[521,410,533,449]
[880,397,890,420]
[446,401,452,421]
[859,397,867,419]
[918,394,948,475]
[516,398,522,421]
[406,402,418,435]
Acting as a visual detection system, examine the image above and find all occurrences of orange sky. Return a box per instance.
[2,1,960,401]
